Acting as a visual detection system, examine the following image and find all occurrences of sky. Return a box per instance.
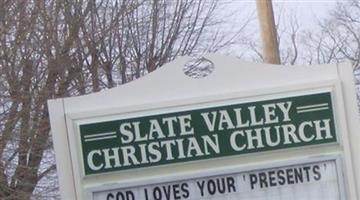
[220,0,337,29]
[212,0,339,60]
[272,0,337,28]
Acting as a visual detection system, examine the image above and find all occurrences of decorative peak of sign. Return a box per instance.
[62,54,339,115]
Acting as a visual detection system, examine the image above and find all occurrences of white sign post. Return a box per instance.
[48,55,360,200]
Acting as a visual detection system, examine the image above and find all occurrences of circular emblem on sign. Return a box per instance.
[183,57,214,79]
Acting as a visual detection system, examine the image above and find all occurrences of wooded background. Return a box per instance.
[0,0,359,199]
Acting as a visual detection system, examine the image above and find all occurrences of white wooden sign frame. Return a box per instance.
[48,54,360,199]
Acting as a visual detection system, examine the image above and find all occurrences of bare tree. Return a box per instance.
[322,0,360,107]
[0,0,247,199]
[320,0,360,68]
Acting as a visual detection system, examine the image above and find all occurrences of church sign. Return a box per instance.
[48,55,360,199]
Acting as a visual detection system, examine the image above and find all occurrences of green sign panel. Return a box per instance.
[79,92,336,175]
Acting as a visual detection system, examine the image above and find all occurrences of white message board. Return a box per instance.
[90,158,343,200]
[48,55,360,199]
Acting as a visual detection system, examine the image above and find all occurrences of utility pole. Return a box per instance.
[256,0,280,64]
